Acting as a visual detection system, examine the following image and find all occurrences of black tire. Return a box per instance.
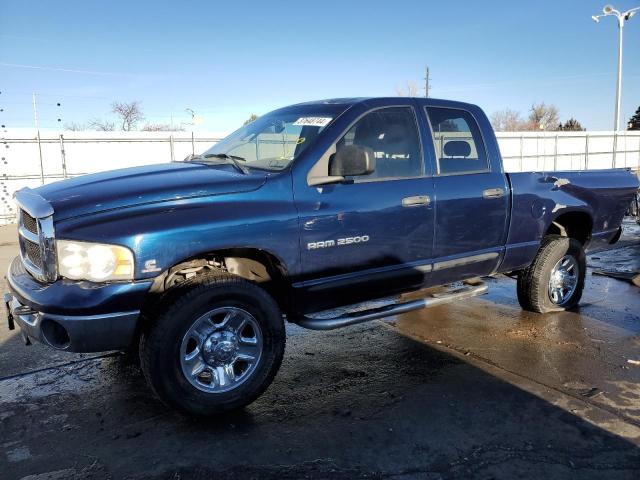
[139,271,285,416]
[517,235,586,313]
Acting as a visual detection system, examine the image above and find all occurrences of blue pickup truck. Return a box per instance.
[5,97,638,415]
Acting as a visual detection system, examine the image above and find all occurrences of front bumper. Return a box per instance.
[5,256,153,352]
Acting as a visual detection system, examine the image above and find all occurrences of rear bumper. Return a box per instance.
[5,256,153,352]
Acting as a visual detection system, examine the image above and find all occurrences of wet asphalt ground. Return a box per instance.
[1,221,639,479]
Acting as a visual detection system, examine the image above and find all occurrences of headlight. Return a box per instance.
[57,240,134,282]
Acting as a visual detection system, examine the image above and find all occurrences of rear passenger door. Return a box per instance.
[424,106,509,284]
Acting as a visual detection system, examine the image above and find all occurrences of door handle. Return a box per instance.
[482,188,504,199]
[402,195,431,207]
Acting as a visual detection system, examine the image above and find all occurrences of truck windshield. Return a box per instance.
[200,111,334,171]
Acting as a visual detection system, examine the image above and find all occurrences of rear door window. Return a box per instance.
[425,107,488,175]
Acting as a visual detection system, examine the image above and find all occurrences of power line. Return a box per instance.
[0,62,139,77]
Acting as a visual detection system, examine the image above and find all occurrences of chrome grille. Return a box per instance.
[15,188,57,282]
[23,237,43,269]
[21,210,38,235]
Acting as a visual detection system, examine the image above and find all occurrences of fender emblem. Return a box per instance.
[142,259,161,273]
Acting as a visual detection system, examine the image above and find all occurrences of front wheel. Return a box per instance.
[517,235,586,313]
[139,271,285,416]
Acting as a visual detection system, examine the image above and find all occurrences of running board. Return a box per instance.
[292,280,488,331]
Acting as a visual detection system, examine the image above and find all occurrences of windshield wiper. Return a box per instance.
[203,153,249,174]
[186,153,249,174]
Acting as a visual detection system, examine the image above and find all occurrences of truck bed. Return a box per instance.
[500,168,638,273]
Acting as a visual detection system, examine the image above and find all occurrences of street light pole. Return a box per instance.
[185,108,196,155]
[614,14,623,132]
[592,4,640,131]
[184,108,205,157]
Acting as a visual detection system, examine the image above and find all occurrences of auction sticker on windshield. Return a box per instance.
[293,117,332,127]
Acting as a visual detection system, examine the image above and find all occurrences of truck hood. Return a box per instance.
[33,162,267,221]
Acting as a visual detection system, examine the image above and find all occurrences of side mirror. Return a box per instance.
[329,145,376,177]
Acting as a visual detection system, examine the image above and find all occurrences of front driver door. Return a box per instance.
[293,104,435,312]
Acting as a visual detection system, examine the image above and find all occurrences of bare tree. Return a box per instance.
[526,103,560,131]
[490,109,525,132]
[112,101,144,131]
[395,81,419,97]
[141,123,185,132]
[63,122,88,131]
[243,114,258,126]
[88,119,116,131]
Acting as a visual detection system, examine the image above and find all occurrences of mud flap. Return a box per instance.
[3,293,15,331]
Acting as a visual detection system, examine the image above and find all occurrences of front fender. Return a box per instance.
[54,174,301,281]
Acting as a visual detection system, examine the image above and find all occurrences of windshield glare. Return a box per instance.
[201,112,333,171]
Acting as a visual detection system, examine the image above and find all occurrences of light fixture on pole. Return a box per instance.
[591,4,640,132]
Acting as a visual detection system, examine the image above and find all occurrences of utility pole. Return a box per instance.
[32,92,39,129]
[424,66,431,98]
[32,92,44,184]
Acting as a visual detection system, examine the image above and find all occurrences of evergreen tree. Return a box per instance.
[559,118,585,131]
[628,106,640,130]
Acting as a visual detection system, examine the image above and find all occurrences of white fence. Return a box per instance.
[1,130,224,224]
[1,129,639,224]
[498,131,640,172]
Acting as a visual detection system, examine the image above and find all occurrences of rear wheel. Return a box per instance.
[517,235,586,313]
[140,271,285,416]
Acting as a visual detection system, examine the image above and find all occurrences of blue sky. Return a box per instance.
[1,0,639,132]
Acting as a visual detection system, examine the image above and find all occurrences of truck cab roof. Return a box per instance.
[291,97,482,112]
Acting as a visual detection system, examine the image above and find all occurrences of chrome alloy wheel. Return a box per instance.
[180,307,263,393]
[548,255,579,306]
